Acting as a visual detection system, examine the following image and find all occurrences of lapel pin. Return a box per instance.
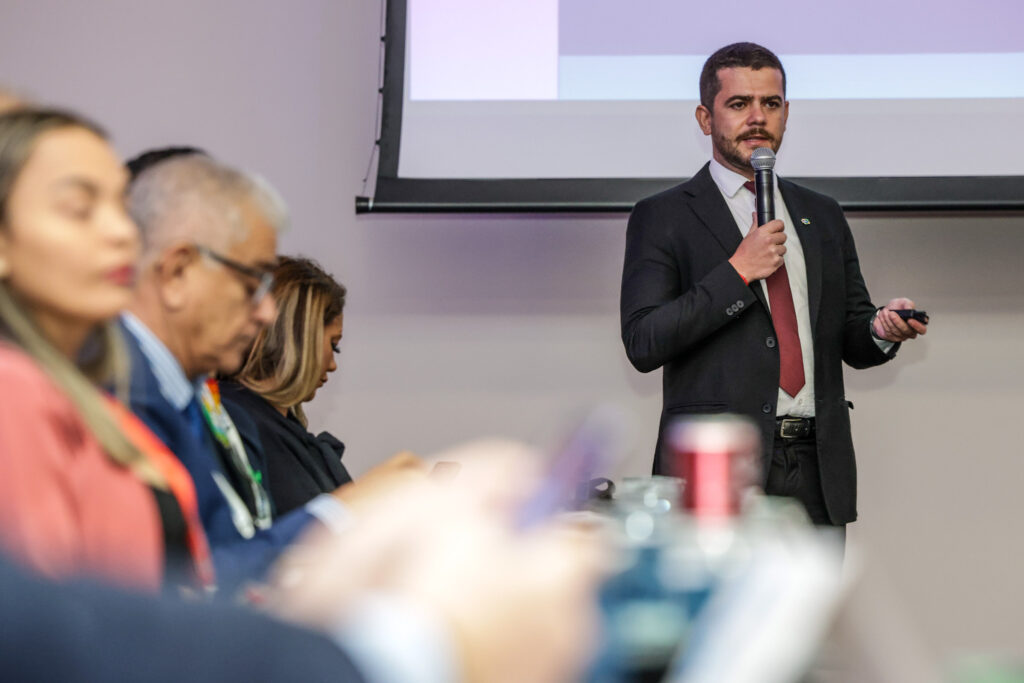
[800,218,811,224]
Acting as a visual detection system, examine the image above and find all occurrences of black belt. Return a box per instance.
[775,417,815,440]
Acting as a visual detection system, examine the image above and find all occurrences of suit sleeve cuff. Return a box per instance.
[304,494,353,535]
[709,260,758,321]
[868,310,896,354]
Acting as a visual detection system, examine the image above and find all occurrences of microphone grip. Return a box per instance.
[755,168,774,226]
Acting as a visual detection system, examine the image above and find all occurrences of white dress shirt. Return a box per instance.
[709,159,816,418]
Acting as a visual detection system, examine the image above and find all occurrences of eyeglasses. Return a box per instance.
[195,244,274,306]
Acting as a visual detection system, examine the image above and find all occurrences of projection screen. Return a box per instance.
[358,0,1024,213]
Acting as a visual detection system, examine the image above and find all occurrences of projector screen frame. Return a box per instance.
[356,0,1024,215]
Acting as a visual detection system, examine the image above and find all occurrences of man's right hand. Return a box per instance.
[728,212,787,283]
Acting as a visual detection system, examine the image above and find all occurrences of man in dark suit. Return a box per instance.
[620,43,927,526]
[120,316,316,588]
[121,149,427,589]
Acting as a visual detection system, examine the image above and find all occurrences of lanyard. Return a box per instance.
[197,378,273,531]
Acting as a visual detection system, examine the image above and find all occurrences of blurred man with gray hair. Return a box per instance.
[121,151,340,588]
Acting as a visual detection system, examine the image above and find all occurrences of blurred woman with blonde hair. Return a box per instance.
[221,256,422,515]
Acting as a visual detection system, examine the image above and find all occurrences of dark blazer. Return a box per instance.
[0,552,366,683]
[120,324,315,589]
[220,382,353,516]
[620,164,897,523]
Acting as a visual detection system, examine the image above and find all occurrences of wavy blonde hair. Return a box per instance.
[234,256,346,427]
[0,108,163,487]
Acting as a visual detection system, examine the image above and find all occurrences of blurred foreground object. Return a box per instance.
[587,415,847,683]
[671,415,761,519]
[0,551,367,683]
[266,439,610,683]
[0,87,25,113]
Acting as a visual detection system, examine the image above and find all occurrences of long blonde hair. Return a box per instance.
[0,109,163,487]
[234,256,346,427]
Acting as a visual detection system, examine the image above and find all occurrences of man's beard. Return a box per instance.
[713,128,778,173]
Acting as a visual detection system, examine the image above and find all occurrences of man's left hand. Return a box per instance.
[873,297,928,342]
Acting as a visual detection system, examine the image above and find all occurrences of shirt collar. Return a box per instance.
[709,158,751,199]
[121,312,206,411]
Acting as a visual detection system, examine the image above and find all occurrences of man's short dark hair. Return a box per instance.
[126,146,207,182]
[699,42,786,109]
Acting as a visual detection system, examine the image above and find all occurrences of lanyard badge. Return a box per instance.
[198,378,274,531]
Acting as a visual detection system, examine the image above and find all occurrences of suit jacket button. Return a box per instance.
[762,403,773,414]
[726,308,733,316]
[737,300,744,309]
[766,337,776,348]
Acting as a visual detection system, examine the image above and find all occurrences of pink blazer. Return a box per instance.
[0,344,164,590]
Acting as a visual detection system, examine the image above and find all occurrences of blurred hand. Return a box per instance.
[268,439,607,683]
[729,212,787,283]
[404,521,606,683]
[872,297,928,342]
[330,450,427,514]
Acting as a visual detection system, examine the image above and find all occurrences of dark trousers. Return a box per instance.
[765,433,846,537]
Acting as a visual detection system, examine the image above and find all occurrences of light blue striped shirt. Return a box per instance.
[120,311,206,410]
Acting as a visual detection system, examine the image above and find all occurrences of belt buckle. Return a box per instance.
[779,418,803,439]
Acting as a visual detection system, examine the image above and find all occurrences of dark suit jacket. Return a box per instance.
[620,164,897,523]
[220,382,353,517]
[0,552,366,683]
[120,323,315,589]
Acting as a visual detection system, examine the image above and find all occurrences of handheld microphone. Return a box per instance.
[750,147,776,226]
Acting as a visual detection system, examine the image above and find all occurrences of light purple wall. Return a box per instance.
[558,0,1024,55]
[1,0,1022,664]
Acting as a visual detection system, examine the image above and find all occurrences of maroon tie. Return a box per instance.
[744,181,805,396]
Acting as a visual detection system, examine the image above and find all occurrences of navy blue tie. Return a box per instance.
[184,398,207,445]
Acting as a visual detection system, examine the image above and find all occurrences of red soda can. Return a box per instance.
[668,415,761,518]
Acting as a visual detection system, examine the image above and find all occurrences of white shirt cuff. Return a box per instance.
[868,313,895,354]
[332,594,460,683]
[304,493,353,535]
